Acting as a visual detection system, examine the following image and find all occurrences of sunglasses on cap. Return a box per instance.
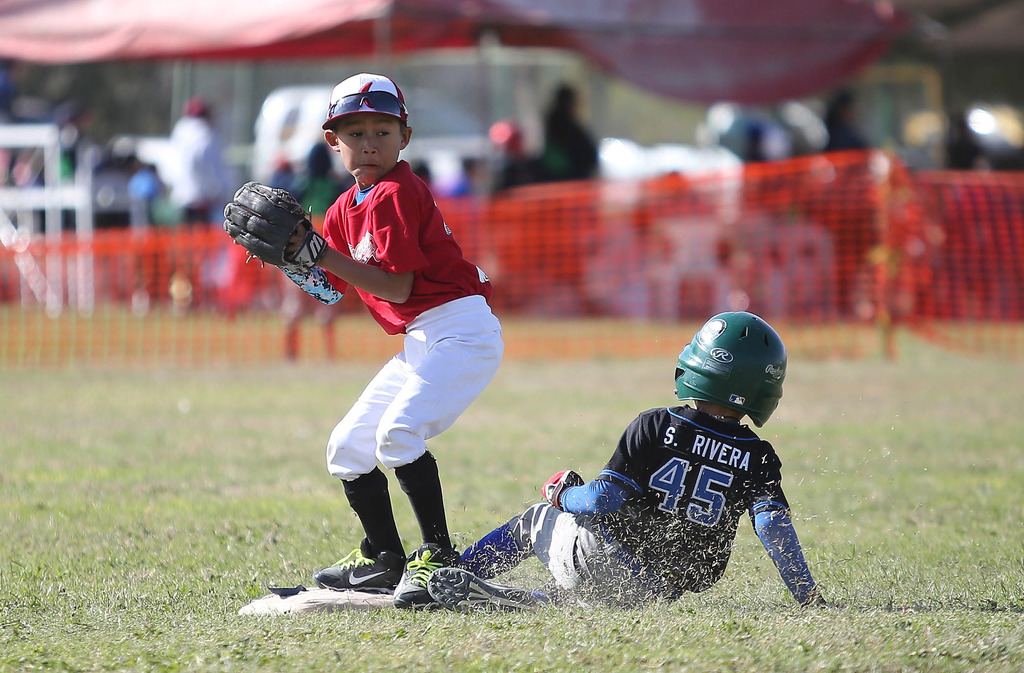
[325,91,407,125]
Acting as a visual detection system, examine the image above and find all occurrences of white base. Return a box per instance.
[239,588,394,615]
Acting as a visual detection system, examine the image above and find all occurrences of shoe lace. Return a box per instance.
[333,547,372,570]
[406,549,444,586]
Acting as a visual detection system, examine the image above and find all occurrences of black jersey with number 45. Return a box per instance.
[595,405,788,597]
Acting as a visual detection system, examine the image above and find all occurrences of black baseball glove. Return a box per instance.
[222,182,327,273]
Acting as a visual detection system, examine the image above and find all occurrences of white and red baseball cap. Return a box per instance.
[322,73,408,130]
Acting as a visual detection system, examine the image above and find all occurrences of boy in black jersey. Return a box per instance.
[426,311,826,611]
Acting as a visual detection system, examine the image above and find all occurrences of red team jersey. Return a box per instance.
[321,161,492,335]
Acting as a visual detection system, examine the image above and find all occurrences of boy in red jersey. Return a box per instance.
[280,73,502,608]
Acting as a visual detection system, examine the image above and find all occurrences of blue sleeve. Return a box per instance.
[561,480,629,515]
[753,506,820,606]
[282,267,344,304]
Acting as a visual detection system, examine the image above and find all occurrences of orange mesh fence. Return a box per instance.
[891,168,1024,356]
[2,150,1022,366]
[448,151,883,324]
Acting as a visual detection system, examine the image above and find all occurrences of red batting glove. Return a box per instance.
[541,470,584,510]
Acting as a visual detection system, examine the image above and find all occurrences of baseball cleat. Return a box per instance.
[427,567,540,612]
[392,543,461,609]
[313,538,404,591]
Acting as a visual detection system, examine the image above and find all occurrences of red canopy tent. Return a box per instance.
[0,0,908,104]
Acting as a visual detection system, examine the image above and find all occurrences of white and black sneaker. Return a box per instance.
[392,543,461,609]
[312,538,404,591]
[427,567,540,612]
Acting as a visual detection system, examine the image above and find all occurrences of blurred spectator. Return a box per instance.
[741,116,793,163]
[294,142,353,212]
[168,96,235,224]
[53,99,101,230]
[744,120,769,163]
[411,159,434,188]
[945,109,987,170]
[53,99,97,180]
[127,155,164,227]
[823,89,869,152]
[488,120,542,193]
[268,156,297,193]
[540,83,599,182]
[441,157,481,198]
[0,59,17,123]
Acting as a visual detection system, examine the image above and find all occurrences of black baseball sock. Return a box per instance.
[342,467,404,557]
[394,451,452,549]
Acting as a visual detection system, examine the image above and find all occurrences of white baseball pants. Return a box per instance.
[516,503,668,607]
[326,295,503,479]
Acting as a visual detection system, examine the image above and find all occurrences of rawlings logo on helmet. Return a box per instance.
[710,348,733,363]
[765,364,785,380]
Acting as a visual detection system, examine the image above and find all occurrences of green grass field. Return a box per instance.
[2,341,1023,672]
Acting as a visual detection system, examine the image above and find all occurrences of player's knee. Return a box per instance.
[328,413,363,449]
[511,503,550,547]
[326,421,378,476]
[375,425,426,469]
[326,423,353,463]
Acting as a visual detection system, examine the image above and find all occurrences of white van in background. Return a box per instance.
[250,85,491,193]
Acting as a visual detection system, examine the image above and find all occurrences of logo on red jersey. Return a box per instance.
[350,231,378,263]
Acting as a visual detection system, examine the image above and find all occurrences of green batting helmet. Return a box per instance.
[675,312,787,427]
